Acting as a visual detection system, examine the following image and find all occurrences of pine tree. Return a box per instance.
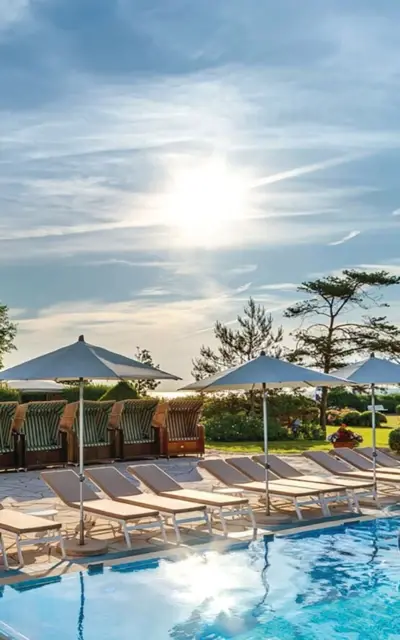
[192,297,283,379]
[135,347,160,396]
[285,269,400,427]
[0,303,17,370]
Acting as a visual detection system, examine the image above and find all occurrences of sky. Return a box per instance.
[1,0,400,387]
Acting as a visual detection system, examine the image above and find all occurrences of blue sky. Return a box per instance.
[1,0,400,386]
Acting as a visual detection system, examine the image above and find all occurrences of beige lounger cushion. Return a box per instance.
[118,494,206,514]
[71,499,158,520]
[0,509,62,535]
[129,465,248,507]
[84,467,206,514]
[162,488,247,507]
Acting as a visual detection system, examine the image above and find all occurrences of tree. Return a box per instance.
[285,269,400,428]
[192,297,284,379]
[135,347,160,396]
[0,303,17,370]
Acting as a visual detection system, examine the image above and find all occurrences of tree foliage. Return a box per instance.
[135,347,160,396]
[192,297,284,380]
[285,269,400,426]
[0,304,17,370]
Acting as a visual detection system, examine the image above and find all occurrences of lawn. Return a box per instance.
[206,415,400,454]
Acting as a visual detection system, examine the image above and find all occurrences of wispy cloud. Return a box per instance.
[251,155,366,189]
[392,209,400,216]
[258,283,298,291]
[328,230,361,246]
[228,264,258,275]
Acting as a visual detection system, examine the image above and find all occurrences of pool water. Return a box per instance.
[1,517,400,639]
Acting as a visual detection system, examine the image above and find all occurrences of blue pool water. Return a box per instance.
[1,517,400,639]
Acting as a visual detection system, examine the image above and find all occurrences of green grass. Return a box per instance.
[206,414,400,454]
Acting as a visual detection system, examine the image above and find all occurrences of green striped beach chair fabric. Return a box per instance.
[0,402,18,454]
[21,401,67,451]
[166,399,203,441]
[73,401,115,447]
[119,399,158,444]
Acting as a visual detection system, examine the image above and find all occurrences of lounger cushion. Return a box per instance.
[0,509,62,535]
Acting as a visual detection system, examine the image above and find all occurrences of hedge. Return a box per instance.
[203,411,287,442]
[389,428,400,453]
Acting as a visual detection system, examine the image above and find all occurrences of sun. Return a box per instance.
[162,157,248,247]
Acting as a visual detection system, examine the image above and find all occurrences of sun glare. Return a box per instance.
[162,157,248,247]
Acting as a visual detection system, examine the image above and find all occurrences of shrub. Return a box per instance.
[396,404,400,415]
[203,411,287,442]
[389,428,400,453]
[340,410,361,426]
[100,381,139,401]
[291,423,325,441]
[0,386,19,401]
[326,409,342,426]
[359,410,387,427]
[61,383,110,402]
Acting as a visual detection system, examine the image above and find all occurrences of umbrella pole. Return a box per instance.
[371,383,377,496]
[262,383,270,516]
[79,377,85,545]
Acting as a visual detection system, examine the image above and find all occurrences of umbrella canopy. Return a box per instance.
[181,352,350,519]
[181,352,350,392]
[5,379,66,393]
[0,335,179,383]
[332,353,400,492]
[333,353,400,385]
[0,335,180,547]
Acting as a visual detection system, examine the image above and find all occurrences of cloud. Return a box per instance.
[234,282,252,294]
[258,283,298,291]
[227,264,258,275]
[328,230,361,246]
[137,287,171,297]
[251,154,366,189]
[392,209,400,216]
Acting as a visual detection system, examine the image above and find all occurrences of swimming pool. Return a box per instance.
[1,517,400,639]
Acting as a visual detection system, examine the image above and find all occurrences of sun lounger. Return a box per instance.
[41,469,166,548]
[303,450,400,486]
[250,454,375,511]
[85,466,211,544]
[0,508,65,569]
[128,463,256,536]
[331,448,400,477]
[358,447,400,468]
[348,447,400,472]
[199,459,350,519]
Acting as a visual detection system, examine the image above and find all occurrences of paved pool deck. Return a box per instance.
[0,453,396,584]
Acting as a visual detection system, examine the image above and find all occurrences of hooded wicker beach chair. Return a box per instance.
[59,401,115,464]
[156,398,205,457]
[109,399,160,459]
[0,402,19,470]
[13,401,68,470]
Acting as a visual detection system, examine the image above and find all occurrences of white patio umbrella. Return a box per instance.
[333,353,400,490]
[0,335,180,545]
[181,351,349,515]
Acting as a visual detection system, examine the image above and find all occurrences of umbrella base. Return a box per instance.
[256,513,293,525]
[60,538,109,558]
